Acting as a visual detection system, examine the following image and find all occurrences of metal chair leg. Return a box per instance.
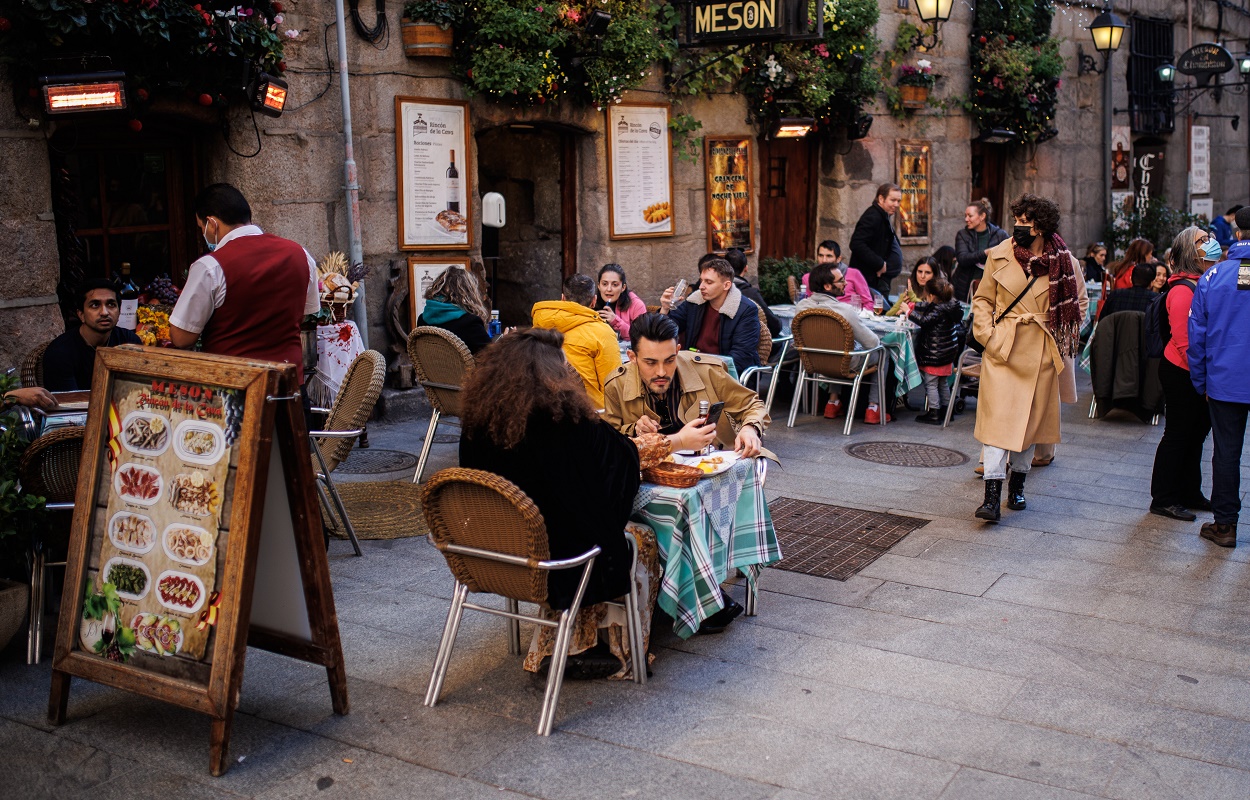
[877,368,887,427]
[943,368,962,428]
[538,608,577,736]
[1088,397,1097,418]
[321,471,363,557]
[787,366,806,427]
[424,581,469,707]
[844,372,864,436]
[27,546,44,665]
[413,409,442,484]
[506,598,521,655]
[622,531,646,685]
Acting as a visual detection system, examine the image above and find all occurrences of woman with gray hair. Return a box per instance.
[1148,226,1216,521]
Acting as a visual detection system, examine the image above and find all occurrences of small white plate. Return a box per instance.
[108,511,156,555]
[120,411,172,457]
[425,218,468,242]
[101,556,151,601]
[671,450,741,476]
[173,420,225,465]
[113,464,163,506]
[155,569,207,615]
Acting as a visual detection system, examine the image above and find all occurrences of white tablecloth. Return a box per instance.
[308,321,365,407]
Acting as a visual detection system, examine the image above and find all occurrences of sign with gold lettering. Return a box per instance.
[704,136,755,253]
[896,140,931,244]
[685,0,820,45]
[1176,43,1234,85]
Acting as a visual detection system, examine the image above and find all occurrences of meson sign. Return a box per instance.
[685,0,821,45]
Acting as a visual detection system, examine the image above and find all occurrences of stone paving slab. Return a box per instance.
[7,371,1250,798]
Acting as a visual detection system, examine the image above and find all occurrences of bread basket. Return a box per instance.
[641,461,703,488]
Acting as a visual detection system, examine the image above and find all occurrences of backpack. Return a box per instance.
[1144,278,1196,359]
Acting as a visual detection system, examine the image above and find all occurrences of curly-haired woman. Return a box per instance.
[972,193,1088,521]
[459,328,715,678]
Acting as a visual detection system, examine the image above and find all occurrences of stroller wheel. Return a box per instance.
[955,398,966,414]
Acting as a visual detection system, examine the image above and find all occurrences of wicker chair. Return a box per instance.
[20,341,52,388]
[17,427,83,664]
[787,308,886,435]
[310,350,385,557]
[407,327,476,484]
[786,275,799,303]
[739,335,792,419]
[421,468,646,736]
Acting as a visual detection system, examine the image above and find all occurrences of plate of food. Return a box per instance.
[671,450,741,476]
[102,556,151,601]
[427,209,468,241]
[114,464,163,506]
[121,411,171,457]
[131,612,184,656]
[108,511,156,555]
[173,420,225,465]
[641,201,672,230]
[162,524,215,567]
[155,570,206,614]
[168,472,221,518]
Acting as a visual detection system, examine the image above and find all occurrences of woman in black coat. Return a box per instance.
[458,328,714,677]
[909,275,963,424]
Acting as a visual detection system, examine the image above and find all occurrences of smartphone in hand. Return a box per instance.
[702,401,726,428]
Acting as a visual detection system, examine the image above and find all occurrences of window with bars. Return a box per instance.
[1128,15,1175,135]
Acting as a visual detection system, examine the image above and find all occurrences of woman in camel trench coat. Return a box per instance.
[972,194,1087,521]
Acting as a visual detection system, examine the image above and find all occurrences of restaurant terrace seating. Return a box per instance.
[787,308,886,436]
[20,340,52,388]
[407,326,475,484]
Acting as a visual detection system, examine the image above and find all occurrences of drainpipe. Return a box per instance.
[333,0,369,348]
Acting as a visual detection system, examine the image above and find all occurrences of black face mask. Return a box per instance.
[1013,226,1037,248]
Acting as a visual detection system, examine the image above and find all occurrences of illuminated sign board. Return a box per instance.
[685,0,820,45]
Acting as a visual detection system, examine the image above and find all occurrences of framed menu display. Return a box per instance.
[408,256,470,324]
[50,347,348,776]
[396,96,473,251]
[606,103,675,240]
[896,140,931,244]
[704,136,755,253]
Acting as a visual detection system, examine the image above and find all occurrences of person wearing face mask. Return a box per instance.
[972,193,1088,522]
[168,183,320,382]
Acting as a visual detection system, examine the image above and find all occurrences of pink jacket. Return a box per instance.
[601,291,647,340]
[802,266,874,309]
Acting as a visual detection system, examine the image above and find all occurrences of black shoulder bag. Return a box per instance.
[967,275,1040,354]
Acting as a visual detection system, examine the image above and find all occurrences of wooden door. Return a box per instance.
[757,136,818,260]
[970,141,1007,227]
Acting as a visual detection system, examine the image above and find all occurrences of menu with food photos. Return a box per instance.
[76,376,242,680]
[607,103,675,240]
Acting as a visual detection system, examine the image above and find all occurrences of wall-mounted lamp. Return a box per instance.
[912,0,953,50]
[1088,10,1127,55]
[770,117,816,139]
[584,9,611,39]
[39,71,128,115]
[1156,63,1176,83]
[1195,112,1240,131]
[847,115,873,141]
[249,73,287,118]
[1240,55,1250,75]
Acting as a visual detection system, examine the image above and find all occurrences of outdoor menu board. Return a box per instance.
[704,136,755,253]
[396,96,473,251]
[50,346,347,777]
[896,139,931,244]
[607,103,675,240]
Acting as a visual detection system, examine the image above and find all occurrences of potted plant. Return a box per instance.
[896,60,936,108]
[0,374,47,654]
[401,0,463,58]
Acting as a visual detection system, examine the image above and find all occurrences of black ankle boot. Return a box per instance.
[1007,471,1027,510]
[976,479,1002,522]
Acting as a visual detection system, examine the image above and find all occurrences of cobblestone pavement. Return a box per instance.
[5,372,1250,799]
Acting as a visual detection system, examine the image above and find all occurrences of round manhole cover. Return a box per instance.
[336,449,421,475]
[844,441,969,468]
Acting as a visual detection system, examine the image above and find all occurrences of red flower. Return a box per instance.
[277,60,287,72]
[272,1,283,10]
[198,93,214,106]
[1007,35,1015,42]
[978,36,987,44]
[137,88,150,101]
[128,119,143,132]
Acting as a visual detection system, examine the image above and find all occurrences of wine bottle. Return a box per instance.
[117,262,139,330]
[446,149,460,213]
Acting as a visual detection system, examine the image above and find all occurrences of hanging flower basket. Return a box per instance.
[401,19,454,58]
[899,85,930,109]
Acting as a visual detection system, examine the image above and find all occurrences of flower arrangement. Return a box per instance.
[316,252,370,323]
[0,0,289,106]
[897,60,936,88]
[136,306,173,347]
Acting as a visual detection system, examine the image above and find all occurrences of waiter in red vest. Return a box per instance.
[169,183,320,382]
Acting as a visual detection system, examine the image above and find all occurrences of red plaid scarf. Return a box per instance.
[1012,233,1081,358]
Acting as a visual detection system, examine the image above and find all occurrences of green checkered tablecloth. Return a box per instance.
[872,326,923,398]
[630,457,781,639]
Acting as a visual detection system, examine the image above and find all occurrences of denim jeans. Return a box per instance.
[983,445,1036,481]
[1208,397,1250,525]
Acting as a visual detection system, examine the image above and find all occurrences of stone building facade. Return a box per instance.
[2,0,1246,374]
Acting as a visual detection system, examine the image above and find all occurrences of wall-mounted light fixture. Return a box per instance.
[1156,63,1176,83]
[584,9,611,39]
[39,71,128,115]
[1077,9,1126,75]
[912,0,953,50]
[770,117,816,139]
[250,73,288,118]
[1240,55,1250,76]
[847,115,873,141]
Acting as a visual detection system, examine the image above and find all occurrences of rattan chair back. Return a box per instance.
[316,350,385,473]
[17,427,84,504]
[422,468,550,605]
[755,306,772,364]
[21,341,52,388]
[792,308,859,378]
[786,275,799,303]
[408,327,475,419]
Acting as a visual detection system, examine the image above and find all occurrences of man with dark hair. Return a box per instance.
[661,257,761,373]
[1211,204,1244,250]
[169,183,320,381]
[954,197,1009,301]
[809,239,874,309]
[531,273,621,407]
[723,247,781,337]
[43,278,143,391]
[1098,263,1158,320]
[849,182,904,296]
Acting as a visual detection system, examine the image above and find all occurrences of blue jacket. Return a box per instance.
[667,284,761,373]
[1211,215,1236,249]
[1188,239,1250,402]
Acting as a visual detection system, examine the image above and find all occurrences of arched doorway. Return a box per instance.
[475,124,582,326]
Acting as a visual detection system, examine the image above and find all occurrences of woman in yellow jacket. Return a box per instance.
[531,274,622,408]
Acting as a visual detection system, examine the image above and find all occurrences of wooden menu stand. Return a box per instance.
[47,346,348,776]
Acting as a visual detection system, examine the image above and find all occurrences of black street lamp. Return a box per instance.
[1083,6,1127,227]
[912,0,953,50]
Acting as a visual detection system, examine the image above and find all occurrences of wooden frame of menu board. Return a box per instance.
[606,103,675,240]
[407,256,471,326]
[396,96,474,251]
[48,346,348,777]
[703,136,755,254]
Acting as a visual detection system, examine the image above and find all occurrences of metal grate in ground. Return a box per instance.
[844,441,969,468]
[768,497,930,581]
[336,449,421,475]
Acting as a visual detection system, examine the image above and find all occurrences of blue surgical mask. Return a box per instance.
[1203,238,1222,262]
[203,220,218,252]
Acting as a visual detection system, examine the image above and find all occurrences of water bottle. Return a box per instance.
[798,283,809,302]
[488,310,501,339]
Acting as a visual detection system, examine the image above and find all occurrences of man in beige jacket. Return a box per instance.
[602,313,768,457]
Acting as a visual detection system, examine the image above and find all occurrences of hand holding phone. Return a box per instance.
[701,401,725,428]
